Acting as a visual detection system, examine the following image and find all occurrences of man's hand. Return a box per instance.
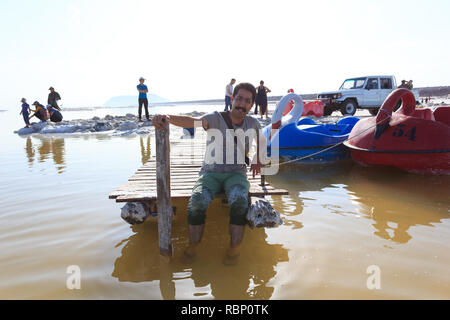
[152,114,170,130]
[250,163,263,178]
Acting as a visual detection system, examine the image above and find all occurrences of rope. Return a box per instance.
[273,114,392,166]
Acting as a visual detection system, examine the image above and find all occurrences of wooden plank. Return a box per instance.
[115,192,192,202]
[110,182,282,195]
[141,164,203,168]
[115,181,276,190]
[112,176,270,189]
[141,163,203,168]
[125,178,267,185]
[114,188,287,202]
[111,183,285,199]
[133,171,202,176]
[111,182,271,193]
[155,123,173,257]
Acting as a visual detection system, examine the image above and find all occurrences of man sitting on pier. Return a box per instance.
[152,82,265,265]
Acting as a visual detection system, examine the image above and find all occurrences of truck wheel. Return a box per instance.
[340,99,357,116]
[369,108,379,116]
[323,106,333,116]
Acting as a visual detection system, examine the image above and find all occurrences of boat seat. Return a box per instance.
[297,124,320,130]
[433,107,450,126]
[411,108,435,121]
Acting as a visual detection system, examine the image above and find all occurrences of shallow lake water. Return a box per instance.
[0,104,449,299]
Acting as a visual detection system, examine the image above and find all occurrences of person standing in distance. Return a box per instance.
[224,78,236,111]
[255,80,271,119]
[407,80,413,90]
[137,77,149,121]
[20,98,31,128]
[48,87,62,111]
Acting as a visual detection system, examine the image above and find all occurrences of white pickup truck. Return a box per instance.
[317,75,420,116]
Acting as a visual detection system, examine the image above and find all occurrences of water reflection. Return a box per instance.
[269,160,354,195]
[112,200,289,299]
[140,135,151,164]
[348,166,450,244]
[24,136,66,173]
[267,160,354,228]
[266,162,450,244]
[25,137,35,166]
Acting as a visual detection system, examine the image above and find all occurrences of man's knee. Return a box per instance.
[187,188,214,225]
[227,185,249,225]
[228,186,248,207]
[189,188,213,211]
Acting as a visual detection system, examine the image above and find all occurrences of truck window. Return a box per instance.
[340,77,367,90]
[380,78,392,89]
[366,78,379,90]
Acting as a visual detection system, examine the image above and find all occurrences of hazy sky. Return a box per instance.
[1,0,449,109]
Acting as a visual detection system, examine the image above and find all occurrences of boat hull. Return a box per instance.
[264,117,359,164]
[345,89,450,174]
[269,144,350,163]
[347,145,450,174]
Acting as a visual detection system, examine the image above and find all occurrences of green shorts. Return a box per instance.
[187,172,250,225]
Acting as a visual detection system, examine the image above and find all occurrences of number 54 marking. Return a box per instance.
[392,124,416,141]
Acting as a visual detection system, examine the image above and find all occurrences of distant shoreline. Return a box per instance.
[133,85,450,106]
[57,85,450,111]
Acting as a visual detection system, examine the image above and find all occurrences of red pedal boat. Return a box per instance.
[344,88,450,174]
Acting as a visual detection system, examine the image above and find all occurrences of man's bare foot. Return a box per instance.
[223,250,240,266]
[181,244,198,264]
[223,246,241,265]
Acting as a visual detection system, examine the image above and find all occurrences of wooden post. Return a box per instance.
[155,119,173,256]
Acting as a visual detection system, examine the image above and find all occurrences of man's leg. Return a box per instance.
[223,174,250,264]
[35,111,44,121]
[184,173,221,261]
[53,103,61,111]
[144,98,149,120]
[262,102,268,119]
[23,114,30,127]
[224,96,230,111]
[138,99,143,121]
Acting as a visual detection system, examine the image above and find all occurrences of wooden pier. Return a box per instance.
[109,125,288,256]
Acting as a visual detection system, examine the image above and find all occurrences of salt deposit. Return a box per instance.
[14,114,153,136]
[246,199,283,228]
[121,202,151,224]
[16,101,447,137]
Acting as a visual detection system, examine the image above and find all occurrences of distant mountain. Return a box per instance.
[416,86,450,97]
[104,94,169,107]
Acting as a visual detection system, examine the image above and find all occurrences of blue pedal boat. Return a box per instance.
[262,93,360,163]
